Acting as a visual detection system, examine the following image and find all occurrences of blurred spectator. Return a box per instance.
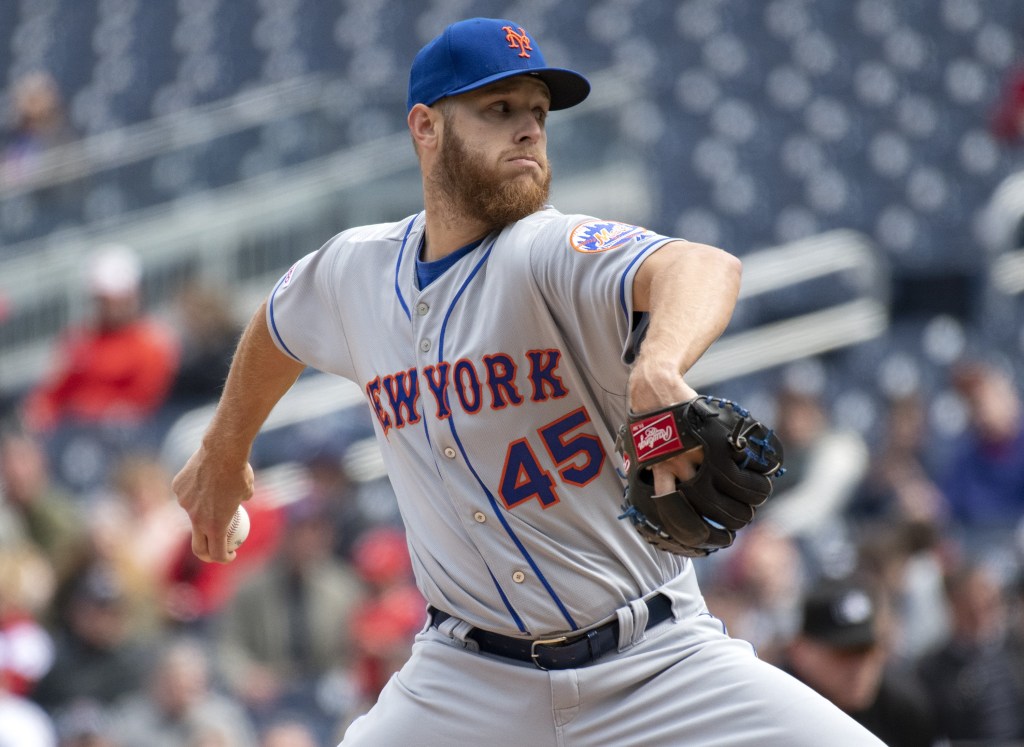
[856,520,950,662]
[102,454,190,586]
[699,526,805,666]
[299,441,375,563]
[784,576,939,747]
[0,545,56,696]
[165,283,242,414]
[348,527,425,708]
[31,563,155,713]
[916,561,1024,743]
[51,486,167,636]
[757,384,869,564]
[109,637,257,747]
[214,495,365,717]
[0,71,75,188]
[850,393,947,528]
[22,245,179,434]
[0,430,87,584]
[940,361,1024,534]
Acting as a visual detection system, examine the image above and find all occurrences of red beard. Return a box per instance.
[429,121,552,232]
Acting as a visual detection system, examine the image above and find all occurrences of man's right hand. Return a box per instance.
[172,446,254,563]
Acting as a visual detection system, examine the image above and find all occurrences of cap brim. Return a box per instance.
[441,67,590,110]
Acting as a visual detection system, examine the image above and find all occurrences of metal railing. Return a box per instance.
[687,230,889,387]
[0,75,332,197]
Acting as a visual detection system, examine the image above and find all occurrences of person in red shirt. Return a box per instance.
[22,245,179,432]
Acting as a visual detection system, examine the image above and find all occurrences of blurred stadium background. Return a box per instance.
[3,0,1024,744]
[2,0,1024,439]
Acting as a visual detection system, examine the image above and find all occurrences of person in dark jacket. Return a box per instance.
[784,576,940,747]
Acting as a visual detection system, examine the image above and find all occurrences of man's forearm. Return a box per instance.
[202,300,306,460]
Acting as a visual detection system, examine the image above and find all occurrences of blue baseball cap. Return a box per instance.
[407,18,590,112]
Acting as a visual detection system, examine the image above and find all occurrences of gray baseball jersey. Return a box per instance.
[267,206,695,636]
[267,206,886,747]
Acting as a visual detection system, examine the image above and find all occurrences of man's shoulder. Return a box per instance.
[500,206,586,248]
[503,207,670,257]
[512,206,584,232]
[329,214,421,249]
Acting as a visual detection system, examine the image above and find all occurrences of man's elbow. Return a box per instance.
[686,241,742,298]
[716,246,742,289]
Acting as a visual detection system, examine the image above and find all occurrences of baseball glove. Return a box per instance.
[616,395,784,557]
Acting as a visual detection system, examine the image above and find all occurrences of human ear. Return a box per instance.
[408,103,441,153]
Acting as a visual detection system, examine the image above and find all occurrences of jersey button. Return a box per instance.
[419,339,431,352]
[416,302,429,315]
[473,511,486,523]
[443,447,457,459]
[512,571,526,584]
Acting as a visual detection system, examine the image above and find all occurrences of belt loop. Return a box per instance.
[628,598,650,648]
[615,605,636,651]
[438,615,478,651]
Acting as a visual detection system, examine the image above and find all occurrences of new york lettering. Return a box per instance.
[365,349,568,436]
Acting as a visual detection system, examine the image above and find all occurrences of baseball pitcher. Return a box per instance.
[174,17,885,746]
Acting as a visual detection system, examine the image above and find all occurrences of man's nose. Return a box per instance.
[515,113,543,142]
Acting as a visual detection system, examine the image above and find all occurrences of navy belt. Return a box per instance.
[428,594,673,670]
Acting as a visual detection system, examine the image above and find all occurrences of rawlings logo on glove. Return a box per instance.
[616,395,784,558]
[632,413,682,458]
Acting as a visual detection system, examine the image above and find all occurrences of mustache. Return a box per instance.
[502,150,545,163]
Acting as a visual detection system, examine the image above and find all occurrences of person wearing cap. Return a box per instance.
[785,577,940,747]
[916,562,1024,743]
[21,244,179,434]
[174,18,883,745]
[31,562,155,714]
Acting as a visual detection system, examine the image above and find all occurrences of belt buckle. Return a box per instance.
[529,635,568,670]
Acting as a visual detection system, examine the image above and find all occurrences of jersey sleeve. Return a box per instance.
[265,234,353,378]
[528,213,675,377]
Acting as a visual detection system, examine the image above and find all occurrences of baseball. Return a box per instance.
[227,505,250,550]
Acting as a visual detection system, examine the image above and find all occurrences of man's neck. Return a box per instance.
[421,191,493,261]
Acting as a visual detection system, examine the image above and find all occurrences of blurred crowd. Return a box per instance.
[0,238,1022,747]
[698,359,1024,747]
[0,245,418,746]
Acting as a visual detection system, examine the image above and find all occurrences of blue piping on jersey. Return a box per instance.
[489,567,526,633]
[267,274,303,362]
[420,413,444,480]
[393,215,419,321]
[394,214,445,478]
[438,241,578,633]
[617,239,673,324]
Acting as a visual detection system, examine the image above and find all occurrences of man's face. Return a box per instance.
[429,76,552,231]
[94,292,139,331]
[789,637,886,713]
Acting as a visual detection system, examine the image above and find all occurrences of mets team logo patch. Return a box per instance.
[569,220,653,253]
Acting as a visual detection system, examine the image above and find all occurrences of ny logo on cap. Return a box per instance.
[502,25,532,58]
